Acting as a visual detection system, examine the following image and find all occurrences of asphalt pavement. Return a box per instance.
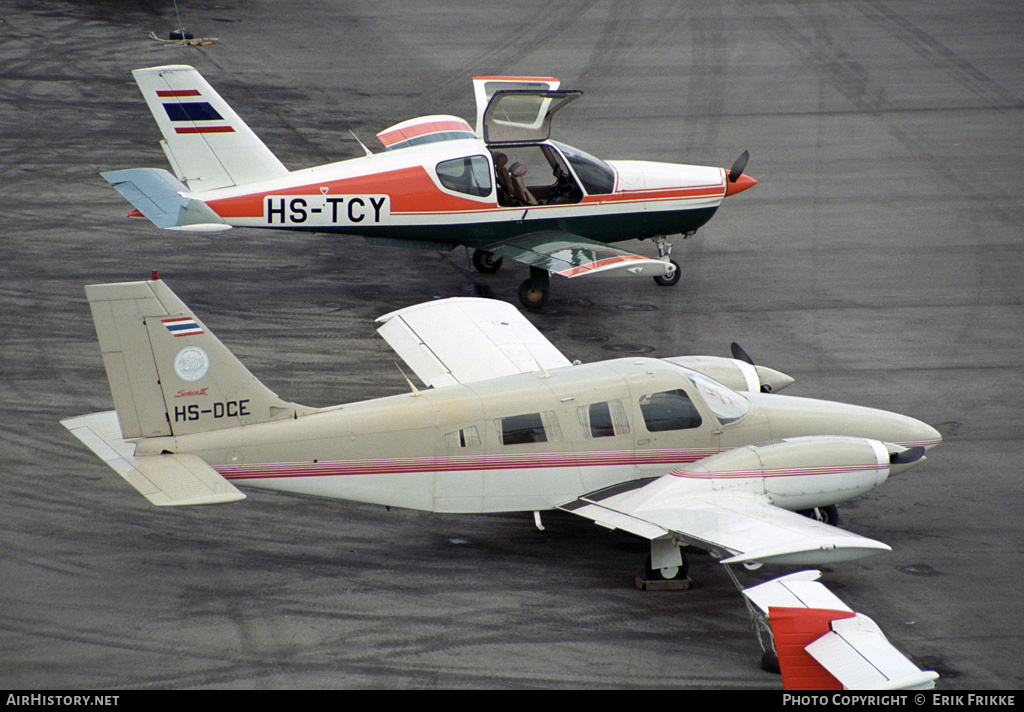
[1,0,1021,690]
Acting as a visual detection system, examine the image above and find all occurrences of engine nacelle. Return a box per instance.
[664,355,795,393]
[678,436,892,511]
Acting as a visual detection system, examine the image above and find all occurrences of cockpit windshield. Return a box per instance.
[549,140,615,195]
[683,369,751,425]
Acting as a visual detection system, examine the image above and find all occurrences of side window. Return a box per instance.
[436,155,492,197]
[577,400,630,438]
[639,390,703,432]
[499,412,561,445]
[443,426,481,449]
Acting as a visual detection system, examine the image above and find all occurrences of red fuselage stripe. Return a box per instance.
[670,464,882,479]
[216,448,723,481]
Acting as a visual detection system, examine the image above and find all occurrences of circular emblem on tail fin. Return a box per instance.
[173,346,210,382]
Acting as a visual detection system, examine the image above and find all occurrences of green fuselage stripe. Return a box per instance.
[278,206,719,249]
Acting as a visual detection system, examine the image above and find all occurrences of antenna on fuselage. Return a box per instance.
[393,361,422,397]
[350,130,373,156]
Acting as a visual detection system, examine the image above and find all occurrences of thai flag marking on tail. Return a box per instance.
[162,317,204,337]
[158,93,236,134]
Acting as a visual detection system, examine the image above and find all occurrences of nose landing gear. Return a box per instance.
[652,235,683,287]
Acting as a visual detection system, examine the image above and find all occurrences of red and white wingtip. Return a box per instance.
[743,572,938,690]
[769,606,939,690]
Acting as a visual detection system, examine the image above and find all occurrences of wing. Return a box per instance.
[483,231,674,279]
[560,437,895,565]
[62,411,245,506]
[743,572,939,690]
[376,297,572,388]
[560,483,890,566]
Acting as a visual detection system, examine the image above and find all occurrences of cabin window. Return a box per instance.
[435,155,492,197]
[550,140,615,195]
[444,426,481,449]
[639,390,703,432]
[577,400,630,438]
[685,371,750,425]
[499,411,561,445]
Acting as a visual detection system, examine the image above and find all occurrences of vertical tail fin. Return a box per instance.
[85,275,311,439]
[132,64,289,191]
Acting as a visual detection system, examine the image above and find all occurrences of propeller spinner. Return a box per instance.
[729,342,795,393]
[725,151,757,196]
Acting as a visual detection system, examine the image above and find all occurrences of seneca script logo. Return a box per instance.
[175,387,210,398]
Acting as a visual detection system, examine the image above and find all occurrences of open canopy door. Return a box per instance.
[481,89,581,144]
[472,76,560,137]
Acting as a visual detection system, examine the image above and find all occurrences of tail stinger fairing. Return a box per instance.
[64,275,940,688]
[104,67,757,308]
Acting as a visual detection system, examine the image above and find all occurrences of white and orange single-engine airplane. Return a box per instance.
[102,66,757,308]
[63,275,939,689]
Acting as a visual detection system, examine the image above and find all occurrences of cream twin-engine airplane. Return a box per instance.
[102,66,756,308]
[62,276,940,689]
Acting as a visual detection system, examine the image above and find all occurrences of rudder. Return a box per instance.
[132,64,289,192]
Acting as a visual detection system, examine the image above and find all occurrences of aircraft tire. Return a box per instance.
[518,279,549,309]
[472,249,503,274]
[653,260,681,286]
[818,504,840,525]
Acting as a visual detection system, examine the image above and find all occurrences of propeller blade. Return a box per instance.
[730,342,754,365]
[728,150,750,183]
[890,446,926,465]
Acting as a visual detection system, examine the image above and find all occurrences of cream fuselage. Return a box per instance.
[135,358,941,514]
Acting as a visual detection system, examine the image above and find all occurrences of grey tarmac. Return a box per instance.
[1,0,1021,690]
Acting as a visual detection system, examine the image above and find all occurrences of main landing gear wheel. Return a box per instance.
[472,249,503,274]
[518,279,549,309]
[799,504,840,525]
[644,552,690,581]
[653,259,681,287]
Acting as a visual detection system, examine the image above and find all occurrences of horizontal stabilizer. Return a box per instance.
[62,411,245,506]
[376,297,571,388]
[102,168,230,231]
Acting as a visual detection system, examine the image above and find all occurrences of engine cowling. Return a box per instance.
[676,436,891,511]
[664,355,794,393]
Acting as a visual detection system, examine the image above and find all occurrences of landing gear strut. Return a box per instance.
[518,266,550,309]
[637,537,691,589]
[799,504,840,525]
[652,236,681,287]
[644,552,690,581]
